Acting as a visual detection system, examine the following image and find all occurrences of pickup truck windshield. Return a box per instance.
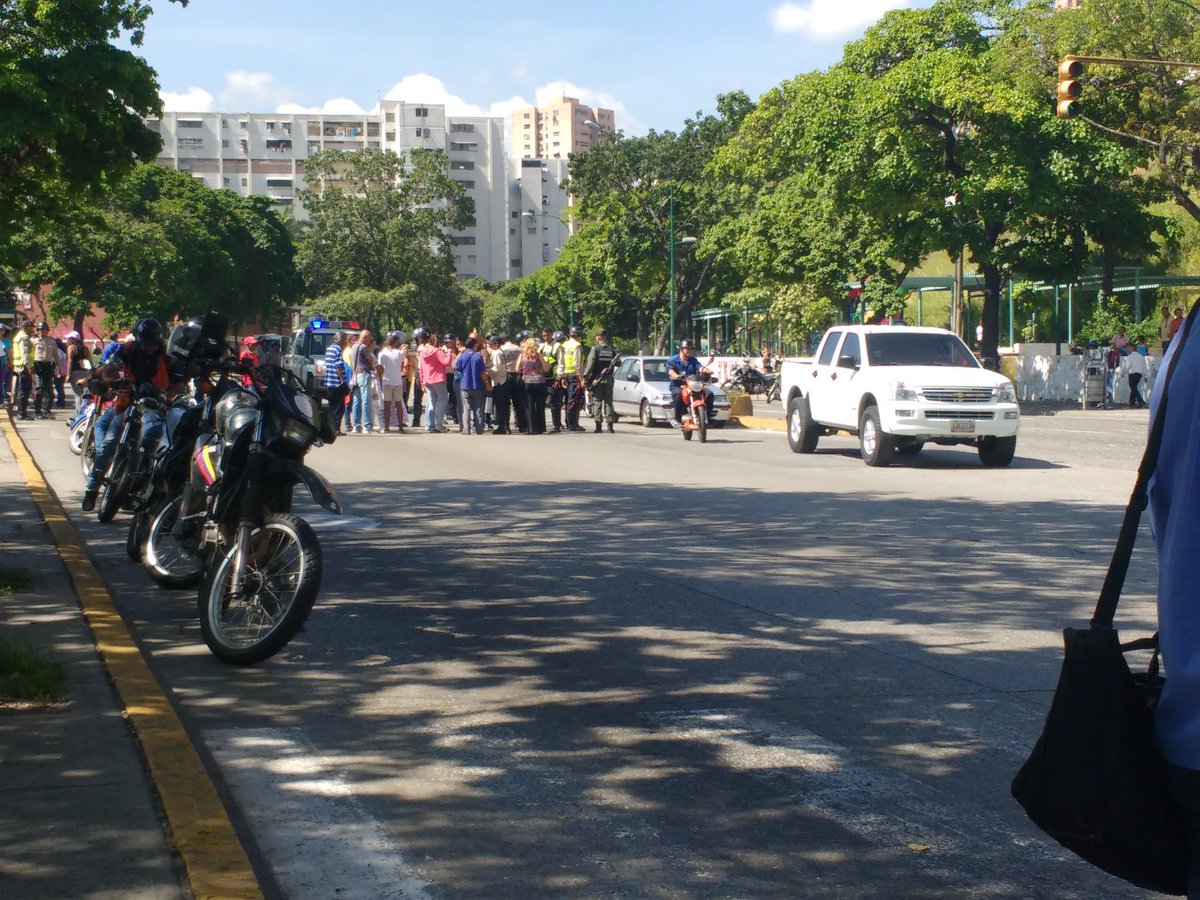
[866,332,980,368]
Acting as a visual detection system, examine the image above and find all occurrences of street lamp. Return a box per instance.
[668,188,697,349]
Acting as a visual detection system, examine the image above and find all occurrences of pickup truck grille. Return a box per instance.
[922,387,994,403]
[925,410,995,420]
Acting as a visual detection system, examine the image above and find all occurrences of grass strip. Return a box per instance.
[0,632,68,705]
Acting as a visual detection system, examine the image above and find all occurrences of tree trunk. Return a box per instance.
[634,304,649,354]
[1101,244,1116,298]
[73,309,86,335]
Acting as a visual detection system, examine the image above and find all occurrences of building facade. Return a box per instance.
[507,159,571,278]
[149,104,509,281]
[510,97,616,161]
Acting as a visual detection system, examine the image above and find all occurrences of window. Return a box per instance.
[385,132,395,142]
[241,177,248,187]
[449,142,478,152]
[221,118,228,128]
[453,236,476,245]
[509,228,516,235]
[455,179,475,189]
[450,123,475,133]
[511,211,519,219]
[414,107,429,117]
[511,258,521,268]
[178,119,204,128]
[467,254,477,262]
[866,332,979,368]
[415,127,431,138]
[817,332,842,366]
[265,121,275,132]
[385,112,395,123]
[450,160,474,170]
[177,136,204,148]
[838,332,862,368]
[282,123,291,135]
[221,139,229,148]
[239,120,248,130]
[223,177,230,186]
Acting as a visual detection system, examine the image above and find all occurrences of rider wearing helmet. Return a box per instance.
[81,318,186,510]
[666,339,714,427]
[539,326,566,432]
[561,326,586,431]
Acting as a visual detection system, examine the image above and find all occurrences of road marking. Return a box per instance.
[206,728,434,900]
[0,414,262,899]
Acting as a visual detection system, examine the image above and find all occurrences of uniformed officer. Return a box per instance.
[561,326,586,432]
[583,326,619,433]
[539,326,566,432]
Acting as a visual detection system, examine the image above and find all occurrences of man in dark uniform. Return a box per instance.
[583,327,619,433]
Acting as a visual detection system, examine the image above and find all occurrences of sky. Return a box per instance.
[140,0,920,138]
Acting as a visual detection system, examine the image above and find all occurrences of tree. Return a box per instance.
[0,0,186,246]
[297,148,471,300]
[20,165,301,328]
[564,93,754,353]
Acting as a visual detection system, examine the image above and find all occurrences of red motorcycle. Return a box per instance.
[680,372,714,443]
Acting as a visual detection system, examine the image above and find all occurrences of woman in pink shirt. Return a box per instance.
[416,330,451,432]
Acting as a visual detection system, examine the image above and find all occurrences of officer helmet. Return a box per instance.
[552,330,565,342]
[678,340,694,350]
[569,326,583,338]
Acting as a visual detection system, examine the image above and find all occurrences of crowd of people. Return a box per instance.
[0,321,96,420]
[315,324,624,437]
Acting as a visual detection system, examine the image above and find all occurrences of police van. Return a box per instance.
[282,319,359,391]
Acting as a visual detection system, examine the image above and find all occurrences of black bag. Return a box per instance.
[1011,301,1200,896]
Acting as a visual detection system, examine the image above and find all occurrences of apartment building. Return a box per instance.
[511,97,616,160]
[149,103,508,281]
[507,158,571,278]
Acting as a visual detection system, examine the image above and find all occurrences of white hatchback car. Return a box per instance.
[611,356,732,427]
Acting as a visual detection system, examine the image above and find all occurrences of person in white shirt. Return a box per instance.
[377,332,407,432]
[1123,342,1149,408]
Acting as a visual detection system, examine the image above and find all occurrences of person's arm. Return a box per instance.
[582,347,596,379]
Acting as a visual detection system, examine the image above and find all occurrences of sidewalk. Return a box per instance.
[0,417,187,898]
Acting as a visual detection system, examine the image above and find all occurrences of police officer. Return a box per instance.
[539,326,565,432]
[583,326,619,433]
[561,326,586,432]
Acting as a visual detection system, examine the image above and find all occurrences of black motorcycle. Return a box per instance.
[722,358,769,395]
[166,360,340,665]
[96,383,165,524]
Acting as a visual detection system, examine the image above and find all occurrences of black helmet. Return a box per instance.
[678,340,694,350]
[569,326,583,338]
[413,327,428,340]
[552,330,565,342]
[443,333,456,343]
[34,320,48,330]
[135,318,164,347]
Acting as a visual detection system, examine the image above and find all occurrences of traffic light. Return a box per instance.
[1056,56,1083,119]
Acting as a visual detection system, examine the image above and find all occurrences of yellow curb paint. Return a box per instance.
[0,416,262,900]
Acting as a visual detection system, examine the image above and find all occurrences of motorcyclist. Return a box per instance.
[667,340,715,426]
[81,318,187,511]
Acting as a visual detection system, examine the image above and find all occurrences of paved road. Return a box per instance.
[17,414,1159,899]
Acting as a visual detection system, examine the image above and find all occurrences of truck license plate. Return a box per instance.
[951,420,976,434]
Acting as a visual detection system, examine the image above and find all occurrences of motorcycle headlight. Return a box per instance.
[281,418,316,448]
[995,381,1016,403]
[891,380,918,401]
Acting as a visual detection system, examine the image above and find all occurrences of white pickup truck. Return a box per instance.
[780,325,1020,467]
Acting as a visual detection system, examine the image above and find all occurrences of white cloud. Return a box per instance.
[159,86,214,112]
[770,0,911,38]
[219,70,292,111]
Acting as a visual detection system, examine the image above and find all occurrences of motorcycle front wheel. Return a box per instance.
[198,513,322,666]
[144,495,204,589]
[80,422,96,479]
[697,406,708,443]
[97,447,130,523]
[126,511,149,562]
[69,417,88,455]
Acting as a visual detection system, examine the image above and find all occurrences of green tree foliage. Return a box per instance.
[21,165,301,328]
[563,93,754,352]
[0,0,185,245]
[297,148,472,299]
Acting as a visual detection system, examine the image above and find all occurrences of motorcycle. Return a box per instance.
[763,370,781,404]
[680,372,714,443]
[124,392,202,562]
[722,357,769,395]
[67,394,95,455]
[96,382,164,524]
[172,360,340,665]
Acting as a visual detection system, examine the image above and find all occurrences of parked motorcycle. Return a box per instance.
[96,382,164,524]
[680,372,715,443]
[722,358,769,395]
[67,395,95,455]
[124,393,201,562]
[169,360,340,665]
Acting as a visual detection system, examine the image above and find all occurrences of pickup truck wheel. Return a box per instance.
[859,406,895,467]
[978,435,1017,467]
[787,396,820,454]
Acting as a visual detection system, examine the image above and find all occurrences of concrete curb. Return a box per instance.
[0,414,262,900]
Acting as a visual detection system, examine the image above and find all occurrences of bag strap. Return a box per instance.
[1091,300,1200,628]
